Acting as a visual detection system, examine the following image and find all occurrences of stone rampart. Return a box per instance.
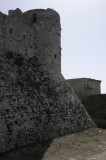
[0,9,95,154]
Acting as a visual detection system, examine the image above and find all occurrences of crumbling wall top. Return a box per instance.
[8,8,23,17]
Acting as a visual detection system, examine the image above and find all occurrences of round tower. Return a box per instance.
[22,9,61,76]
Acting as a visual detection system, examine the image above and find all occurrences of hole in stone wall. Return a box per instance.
[33,13,37,22]
[54,54,57,59]
[10,29,12,34]
[23,34,26,39]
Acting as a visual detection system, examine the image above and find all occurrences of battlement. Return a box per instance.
[8,8,22,17]
[0,8,61,77]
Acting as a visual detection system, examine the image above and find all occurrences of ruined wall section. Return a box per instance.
[67,78,101,101]
[0,9,61,78]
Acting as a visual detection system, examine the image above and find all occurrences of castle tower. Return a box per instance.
[0,9,95,154]
[0,8,61,76]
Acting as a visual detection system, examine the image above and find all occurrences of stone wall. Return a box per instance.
[0,8,61,79]
[0,9,95,154]
[67,78,101,101]
[82,94,106,129]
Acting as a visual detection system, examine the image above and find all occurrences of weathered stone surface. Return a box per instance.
[0,8,61,79]
[67,78,101,101]
[0,8,95,154]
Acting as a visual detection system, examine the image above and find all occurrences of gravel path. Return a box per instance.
[43,128,106,160]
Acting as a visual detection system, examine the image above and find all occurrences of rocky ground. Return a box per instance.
[43,128,106,160]
[0,128,106,160]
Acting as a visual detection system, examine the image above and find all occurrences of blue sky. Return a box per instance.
[0,0,106,93]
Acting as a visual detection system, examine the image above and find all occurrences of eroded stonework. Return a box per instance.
[0,8,95,154]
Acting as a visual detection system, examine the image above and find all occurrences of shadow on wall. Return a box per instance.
[82,94,106,129]
[0,140,53,160]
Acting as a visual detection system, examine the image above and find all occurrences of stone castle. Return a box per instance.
[0,8,95,155]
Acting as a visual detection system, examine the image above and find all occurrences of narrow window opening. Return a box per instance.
[10,29,12,34]
[33,14,37,22]
[23,34,26,39]
[54,54,57,59]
